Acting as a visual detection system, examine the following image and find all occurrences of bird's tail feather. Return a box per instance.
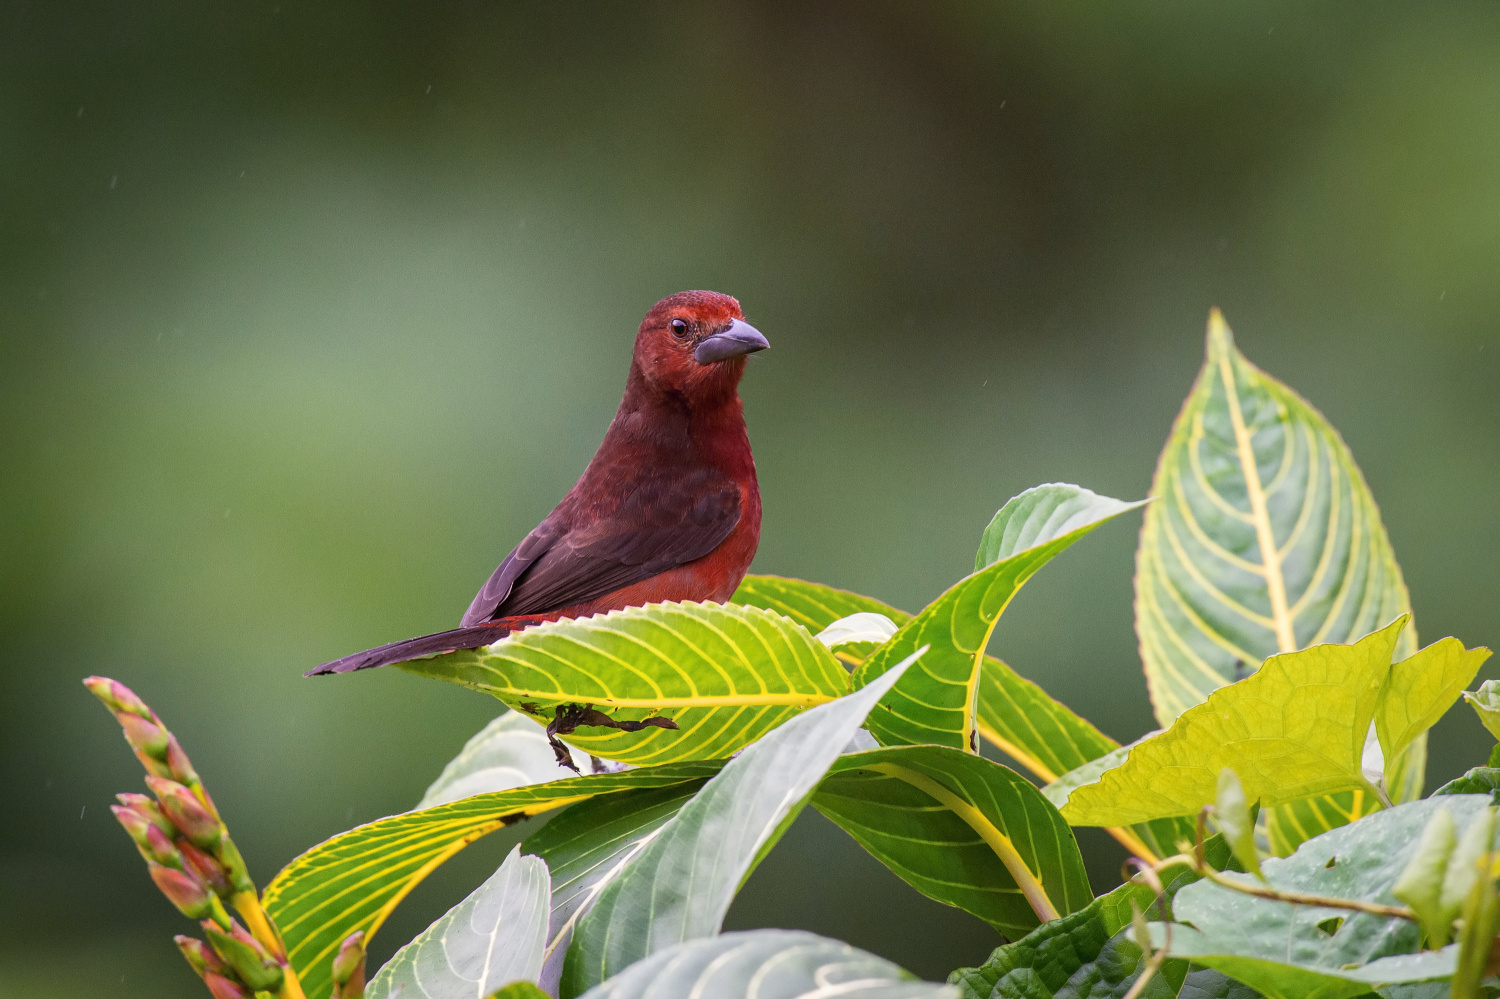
[306,625,511,676]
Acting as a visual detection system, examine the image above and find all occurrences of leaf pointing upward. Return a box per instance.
[855,484,1144,753]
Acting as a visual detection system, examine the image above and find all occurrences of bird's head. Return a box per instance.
[632,290,768,403]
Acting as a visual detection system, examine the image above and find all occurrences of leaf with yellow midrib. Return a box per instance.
[1135,310,1418,850]
[400,601,850,766]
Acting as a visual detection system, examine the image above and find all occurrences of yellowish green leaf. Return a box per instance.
[1378,639,1492,770]
[1062,619,1405,826]
[400,601,849,766]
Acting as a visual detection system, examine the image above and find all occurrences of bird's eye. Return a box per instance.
[670,318,689,339]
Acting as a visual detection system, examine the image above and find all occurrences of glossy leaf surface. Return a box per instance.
[1063,620,1404,826]
[522,780,710,994]
[366,845,549,999]
[814,745,1091,936]
[948,838,1248,999]
[264,762,722,999]
[419,712,581,809]
[1160,797,1497,999]
[579,929,957,999]
[856,484,1143,752]
[561,655,917,996]
[401,601,849,765]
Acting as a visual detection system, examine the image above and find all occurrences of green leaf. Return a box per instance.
[578,929,957,999]
[419,711,581,809]
[264,761,723,999]
[1452,844,1500,999]
[1063,619,1406,826]
[734,574,1118,798]
[523,780,711,993]
[1434,768,1500,800]
[813,745,1091,936]
[948,838,1252,999]
[1135,310,1417,722]
[1392,807,1459,947]
[855,484,1144,753]
[366,845,550,999]
[560,652,920,997]
[1462,680,1500,742]
[1377,639,1492,772]
[976,483,1139,571]
[1159,796,1498,999]
[731,574,912,630]
[1159,927,1457,999]
[1135,311,1420,846]
[400,601,850,766]
[1216,769,1263,880]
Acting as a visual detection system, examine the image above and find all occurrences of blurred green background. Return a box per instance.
[4,2,1499,995]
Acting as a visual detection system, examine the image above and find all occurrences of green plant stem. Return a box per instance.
[1153,851,1417,922]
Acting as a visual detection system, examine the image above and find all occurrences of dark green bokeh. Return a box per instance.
[3,3,1498,995]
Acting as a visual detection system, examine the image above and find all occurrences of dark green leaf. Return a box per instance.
[1434,768,1500,800]
[815,745,1091,936]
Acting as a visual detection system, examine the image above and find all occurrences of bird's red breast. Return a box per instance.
[309,290,767,675]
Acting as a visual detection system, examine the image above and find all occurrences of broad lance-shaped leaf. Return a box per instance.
[948,835,1250,999]
[1063,619,1405,827]
[401,601,849,766]
[580,929,958,999]
[366,845,549,999]
[264,761,723,999]
[855,484,1145,753]
[420,712,583,809]
[734,575,1119,788]
[1137,310,1421,849]
[523,780,710,994]
[814,745,1092,937]
[560,651,920,997]
[1149,796,1498,999]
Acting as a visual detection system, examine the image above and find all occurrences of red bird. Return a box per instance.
[308,291,767,676]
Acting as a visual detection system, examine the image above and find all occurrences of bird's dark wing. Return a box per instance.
[460,523,561,627]
[462,467,743,624]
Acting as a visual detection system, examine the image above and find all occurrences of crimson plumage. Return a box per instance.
[308,290,767,676]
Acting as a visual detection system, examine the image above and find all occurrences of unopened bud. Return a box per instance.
[147,777,222,849]
[204,919,285,992]
[150,862,214,920]
[115,793,176,834]
[175,935,229,977]
[331,930,367,999]
[165,734,201,787]
[213,836,255,894]
[118,713,170,760]
[83,676,153,719]
[203,973,252,999]
[180,841,232,897]
[112,804,180,866]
